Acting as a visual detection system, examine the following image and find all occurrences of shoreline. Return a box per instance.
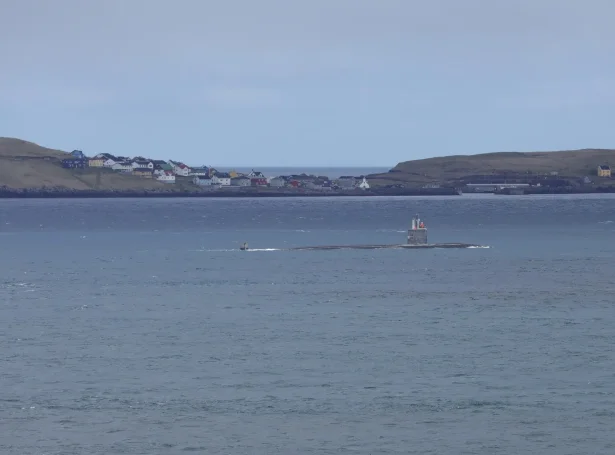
[0,187,462,199]
[2,186,615,199]
[494,186,615,195]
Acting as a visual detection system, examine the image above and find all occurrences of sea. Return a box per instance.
[1,192,615,455]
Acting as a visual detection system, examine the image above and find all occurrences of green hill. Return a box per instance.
[368,149,615,187]
[0,137,168,191]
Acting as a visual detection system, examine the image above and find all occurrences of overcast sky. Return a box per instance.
[1,0,614,167]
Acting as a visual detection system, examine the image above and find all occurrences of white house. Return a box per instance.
[247,170,265,178]
[358,177,370,190]
[157,171,175,183]
[169,160,191,176]
[194,176,213,186]
[131,160,154,169]
[212,173,231,186]
[103,158,117,167]
[111,162,133,172]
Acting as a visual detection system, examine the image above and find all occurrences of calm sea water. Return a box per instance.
[2,194,615,455]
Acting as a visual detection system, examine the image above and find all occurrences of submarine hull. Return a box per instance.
[284,243,480,251]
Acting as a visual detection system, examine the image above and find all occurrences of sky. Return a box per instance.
[1,0,615,167]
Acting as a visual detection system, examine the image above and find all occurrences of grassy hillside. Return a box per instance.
[368,149,615,186]
[0,137,169,190]
[0,137,68,159]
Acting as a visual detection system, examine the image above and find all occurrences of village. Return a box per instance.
[61,150,372,192]
[56,150,615,197]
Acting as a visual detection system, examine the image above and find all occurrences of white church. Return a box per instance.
[358,177,370,190]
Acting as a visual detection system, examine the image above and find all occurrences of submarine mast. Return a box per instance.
[407,214,428,245]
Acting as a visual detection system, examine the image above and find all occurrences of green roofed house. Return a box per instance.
[152,162,174,178]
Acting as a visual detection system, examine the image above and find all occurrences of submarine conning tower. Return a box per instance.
[407,214,428,245]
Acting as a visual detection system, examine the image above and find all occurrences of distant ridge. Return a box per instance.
[2,137,614,191]
[368,148,615,186]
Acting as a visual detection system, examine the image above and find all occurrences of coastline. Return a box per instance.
[0,186,462,199]
[494,186,615,195]
[3,186,615,199]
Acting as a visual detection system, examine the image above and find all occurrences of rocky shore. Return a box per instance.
[0,186,462,198]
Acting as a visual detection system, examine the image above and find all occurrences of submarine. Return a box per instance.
[239,215,484,251]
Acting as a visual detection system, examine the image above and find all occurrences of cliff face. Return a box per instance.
[0,137,167,190]
[368,149,615,186]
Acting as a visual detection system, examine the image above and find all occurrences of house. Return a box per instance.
[157,171,175,183]
[251,177,268,187]
[70,150,86,159]
[231,177,251,187]
[169,160,191,176]
[154,163,173,172]
[94,153,115,160]
[131,160,154,169]
[176,163,191,176]
[305,179,333,190]
[358,177,370,190]
[194,175,213,186]
[61,158,87,169]
[153,162,173,175]
[111,162,133,172]
[269,177,286,187]
[133,168,153,178]
[212,172,231,186]
[151,160,168,167]
[88,157,105,167]
[96,153,123,165]
[190,167,210,176]
[597,165,611,178]
[247,170,265,178]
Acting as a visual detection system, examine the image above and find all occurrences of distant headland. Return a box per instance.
[1,137,614,198]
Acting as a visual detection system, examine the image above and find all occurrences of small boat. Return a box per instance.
[240,242,249,251]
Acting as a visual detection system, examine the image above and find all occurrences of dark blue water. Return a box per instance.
[2,194,615,454]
